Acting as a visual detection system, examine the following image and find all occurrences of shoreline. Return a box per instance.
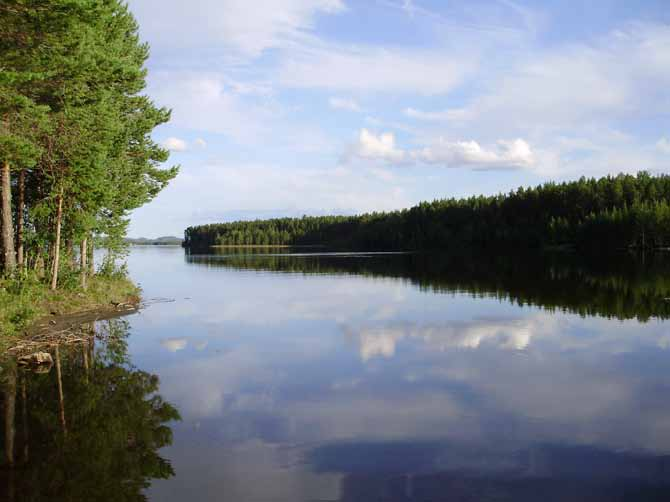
[0,275,141,352]
[7,300,140,357]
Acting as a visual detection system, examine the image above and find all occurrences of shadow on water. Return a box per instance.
[0,318,180,502]
[186,248,670,321]
[309,441,670,501]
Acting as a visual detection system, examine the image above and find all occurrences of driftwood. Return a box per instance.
[18,352,53,367]
[4,298,180,358]
[5,302,140,357]
[3,297,175,357]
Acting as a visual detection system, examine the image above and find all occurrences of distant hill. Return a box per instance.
[126,236,183,246]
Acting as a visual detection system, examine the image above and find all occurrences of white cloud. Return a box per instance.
[391,23,670,178]
[162,136,209,152]
[402,0,416,17]
[404,107,471,122]
[413,137,535,169]
[348,129,406,163]
[148,72,279,143]
[347,129,535,169]
[128,0,346,58]
[160,337,188,352]
[656,137,670,154]
[279,45,475,94]
[162,137,188,152]
[453,24,670,128]
[328,97,362,112]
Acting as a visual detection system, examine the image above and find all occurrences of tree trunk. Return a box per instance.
[16,170,24,270]
[4,363,16,466]
[80,237,88,290]
[50,187,63,290]
[87,235,94,275]
[1,161,16,274]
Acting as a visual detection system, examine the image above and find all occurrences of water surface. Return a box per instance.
[3,247,670,501]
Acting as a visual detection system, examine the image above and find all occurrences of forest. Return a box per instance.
[0,1,177,290]
[184,172,670,252]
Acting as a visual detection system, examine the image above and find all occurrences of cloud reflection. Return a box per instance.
[347,318,546,361]
[160,337,188,352]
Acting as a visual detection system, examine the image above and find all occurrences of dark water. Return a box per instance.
[3,247,670,501]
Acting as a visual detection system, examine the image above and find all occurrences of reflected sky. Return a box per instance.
[120,247,670,501]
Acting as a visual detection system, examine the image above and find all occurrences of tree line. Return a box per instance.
[0,1,177,289]
[184,172,670,252]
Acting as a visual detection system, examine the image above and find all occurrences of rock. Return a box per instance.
[18,352,54,367]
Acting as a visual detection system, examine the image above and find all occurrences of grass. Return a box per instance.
[0,273,140,343]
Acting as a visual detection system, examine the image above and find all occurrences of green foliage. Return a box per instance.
[98,257,129,279]
[0,272,138,341]
[0,0,178,286]
[185,172,670,252]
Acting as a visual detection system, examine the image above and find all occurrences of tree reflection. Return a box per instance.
[187,249,670,321]
[0,318,181,501]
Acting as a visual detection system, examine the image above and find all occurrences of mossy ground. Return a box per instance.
[0,273,139,346]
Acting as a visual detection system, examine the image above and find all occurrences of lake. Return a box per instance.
[3,246,670,501]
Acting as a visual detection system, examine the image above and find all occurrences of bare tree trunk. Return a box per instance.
[54,345,67,435]
[80,237,88,290]
[87,234,94,276]
[1,161,16,274]
[16,169,24,270]
[50,186,63,290]
[4,363,17,466]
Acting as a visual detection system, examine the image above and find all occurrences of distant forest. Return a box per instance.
[185,172,670,252]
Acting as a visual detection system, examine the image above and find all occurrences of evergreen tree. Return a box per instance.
[0,0,178,287]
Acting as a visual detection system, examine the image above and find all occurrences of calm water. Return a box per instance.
[3,246,670,501]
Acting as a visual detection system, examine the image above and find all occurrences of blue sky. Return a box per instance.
[125,0,670,237]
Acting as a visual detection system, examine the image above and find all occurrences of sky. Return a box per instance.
[124,0,670,238]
